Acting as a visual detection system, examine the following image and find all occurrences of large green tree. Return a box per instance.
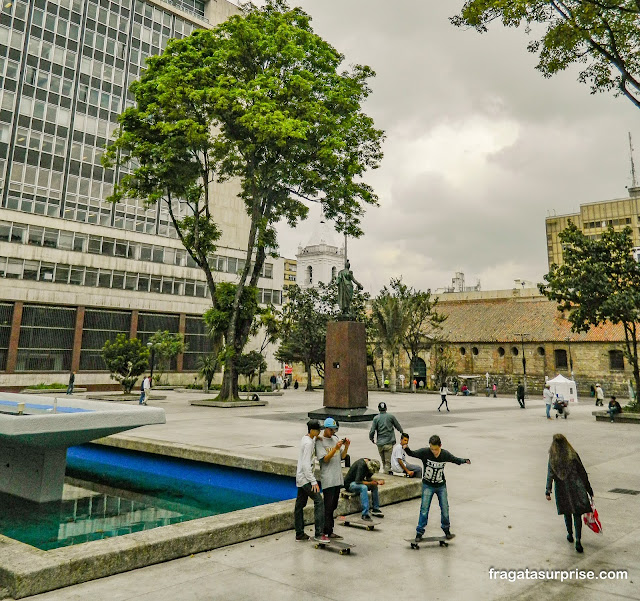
[236,350,268,389]
[276,281,368,391]
[452,1,640,108]
[105,0,383,401]
[102,334,150,393]
[540,222,640,399]
[371,282,412,393]
[148,331,186,385]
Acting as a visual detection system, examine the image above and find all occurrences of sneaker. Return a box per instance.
[371,509,384,518]
[414,534,423,543]
[361,514,373,522]
[444,530,455,540]
[575,541,583,553]
[567,534,574,543]
[314,535,330,543]
[295,533,310,542]
[328,533,343,539]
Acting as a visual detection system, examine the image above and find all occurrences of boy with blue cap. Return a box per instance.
[316,417,350,539]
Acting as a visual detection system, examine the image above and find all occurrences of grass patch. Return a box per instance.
[25,382,67,390]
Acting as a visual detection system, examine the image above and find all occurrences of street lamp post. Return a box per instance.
[514,333,530,395]
[566,337,574,378]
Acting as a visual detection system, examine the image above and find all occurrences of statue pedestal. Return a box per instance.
[308,321,375,423]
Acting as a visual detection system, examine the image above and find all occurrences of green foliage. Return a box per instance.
[452,1,640,108]
[540,221,640,396]
[250,305,281,384]
[107,0,383,401]
[148,331,187,384]
[434,343,457,385]
[102,334,150,393]
[197,354,220,390]
[236,350,268,386]
[26,383,67,390]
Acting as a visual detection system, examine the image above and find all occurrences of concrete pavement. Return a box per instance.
[19,389,640,601]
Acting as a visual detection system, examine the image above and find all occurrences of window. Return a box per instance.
[609,350,624,371]
[307,265,312,284]
[511,346,519,356]
[472,347,479,356]
[497,347,505,357]
[460,347,466,356]
[537,346,546,356]
[554,349,568,370]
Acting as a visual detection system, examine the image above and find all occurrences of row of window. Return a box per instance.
[0,218,275,277]
[0,255,283,304]
[584,218,632,229]
[456,345,625,371]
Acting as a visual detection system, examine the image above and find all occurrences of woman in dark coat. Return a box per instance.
[545,434,593,553]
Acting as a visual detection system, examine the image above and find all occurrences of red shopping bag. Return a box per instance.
[583,499,603,534]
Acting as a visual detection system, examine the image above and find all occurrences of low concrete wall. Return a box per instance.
[593,410,640,424]
[0,437,421,598]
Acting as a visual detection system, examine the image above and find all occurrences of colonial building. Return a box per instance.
[374,288,636,398]
[0,0,285,389]
[296,221,344,289]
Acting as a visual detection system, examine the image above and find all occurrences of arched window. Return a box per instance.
[554,349,568,369]
[332,266,337,279]
[307,265,312,284]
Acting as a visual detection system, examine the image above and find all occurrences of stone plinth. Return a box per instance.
[308,320,375,422]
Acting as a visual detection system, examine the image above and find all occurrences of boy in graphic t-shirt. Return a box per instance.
[406,434,470,543]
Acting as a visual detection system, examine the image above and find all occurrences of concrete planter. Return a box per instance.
[592,410,640,423]
[20,388,87,394]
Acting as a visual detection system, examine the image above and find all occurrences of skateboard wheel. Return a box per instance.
[367,526,374,531]
[346,549,351,554]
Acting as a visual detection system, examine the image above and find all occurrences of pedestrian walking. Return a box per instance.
[406,434,470,543]
[142,375,151,405]
[66,370,76,395]
[594,383,604,407]
[438,383,449,412]
[516,381,525,409]
[270,373,277,392]
[294,420,328,543]
[369,402,402,474]
[545,434,594,553]
[294,378,299,390]
[492,382,497,398]
[543,383,554,419]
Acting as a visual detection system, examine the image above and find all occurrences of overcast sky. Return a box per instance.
[271,0,638,294]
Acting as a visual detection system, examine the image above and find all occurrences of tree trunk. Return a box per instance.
[306,361,314,391]
[390,353,397,393]
[218,364,239,401]
[371,362,380,388]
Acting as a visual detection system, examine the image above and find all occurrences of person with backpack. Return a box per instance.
[545,434,594,553]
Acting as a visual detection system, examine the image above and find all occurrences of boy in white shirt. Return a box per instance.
[294,420,329,543]
[391,433,422,478]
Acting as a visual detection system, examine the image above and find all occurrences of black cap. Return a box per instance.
[307,419,321,432]
[378,402,387,412]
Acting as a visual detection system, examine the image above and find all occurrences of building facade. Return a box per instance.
[282,257,296,290]
[296,222,344,289]
[0,0,286,389]
[545,187,640,267]
[370,288,637,398]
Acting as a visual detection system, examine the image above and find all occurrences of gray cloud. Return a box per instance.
[273,0,639,293]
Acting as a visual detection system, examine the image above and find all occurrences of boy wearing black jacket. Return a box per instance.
[406,434,470,543]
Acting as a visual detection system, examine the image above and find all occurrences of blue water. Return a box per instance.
[0,444,296,550]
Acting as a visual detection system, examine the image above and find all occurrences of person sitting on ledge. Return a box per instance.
[343,458,385,521]
[607,396,622,422]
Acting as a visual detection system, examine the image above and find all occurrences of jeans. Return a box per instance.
[377,444,393,473]
[66,384,74,395]
[400,462,422,479]
[564,513,583,541]
[438,396,449,410]
[139,390,145,404]
[416,482,449,536]
[546,403,551,418]
[294,483,324,537]
[517,396,525,408]
[322,485,341,535]
[348,482,380,517]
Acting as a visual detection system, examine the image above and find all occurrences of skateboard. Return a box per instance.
[406,533,455,549]
[338,515,381,531]
[314,539,355,555]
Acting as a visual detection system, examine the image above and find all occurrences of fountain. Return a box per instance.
[0,392,165,503]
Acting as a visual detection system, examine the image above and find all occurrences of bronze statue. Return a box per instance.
[336,260,363,317]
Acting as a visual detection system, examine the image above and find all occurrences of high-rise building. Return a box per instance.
[282,257,296,290]
[545,187,640,267]
[0,0,284,388]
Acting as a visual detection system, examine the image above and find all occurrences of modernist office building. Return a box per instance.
[545,186,640,268]
[0,0,285,387]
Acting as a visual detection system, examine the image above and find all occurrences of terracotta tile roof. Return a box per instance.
[431,297,627,343]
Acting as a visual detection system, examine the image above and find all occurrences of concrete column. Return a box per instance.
[71,306,85,372]
[0,445,67,503]
[5,301,23,374]
[177,313,186,372]
[130,310,138,339]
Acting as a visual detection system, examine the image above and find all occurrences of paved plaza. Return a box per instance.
[19,389,640,601]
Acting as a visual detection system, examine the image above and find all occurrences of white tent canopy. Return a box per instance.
[547,374,579,403]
